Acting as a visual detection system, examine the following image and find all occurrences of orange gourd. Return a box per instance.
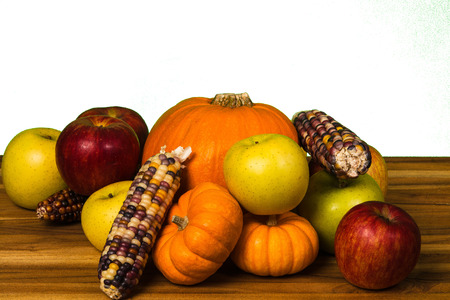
[152,182,243,285]
[231,211,319,277]
[142,93,298,195]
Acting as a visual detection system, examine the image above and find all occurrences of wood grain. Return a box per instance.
[1,156,449,299]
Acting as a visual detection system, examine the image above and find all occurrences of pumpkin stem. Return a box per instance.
[171,215,189,231]
[211,93,253,108]
[266,215,278,226]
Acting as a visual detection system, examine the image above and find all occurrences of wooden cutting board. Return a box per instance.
[1,156,449,299]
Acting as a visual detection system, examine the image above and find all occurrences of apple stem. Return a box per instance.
[171,215,189,231]
[338,178,349,188]
[211,93,253,108]
[42,135,54,140]
[267,215,278,226]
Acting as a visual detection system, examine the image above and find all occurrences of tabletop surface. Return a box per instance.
[1,156,449,299]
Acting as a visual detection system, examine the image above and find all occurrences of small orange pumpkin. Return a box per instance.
[231,211,319,277]
[152,182,243,285]
[142,93,298,195]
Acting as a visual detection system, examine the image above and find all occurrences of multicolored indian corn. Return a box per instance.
[36,188,87,223]
[292,109,371,179]
[97,146,191,300]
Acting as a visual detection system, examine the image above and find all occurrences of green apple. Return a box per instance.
[296,170,385,254]
[81,180,133,251]
[223,133,309,215]
[2,128,67,209]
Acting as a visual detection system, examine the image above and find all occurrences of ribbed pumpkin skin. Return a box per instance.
[152,182,243,285]
[231,211,319,277]
[142,96,298,195]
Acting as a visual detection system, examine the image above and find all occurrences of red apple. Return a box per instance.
[334,201,421,290]
[77,106,149,155]
[308,145,388,196]
[56,115,140,196]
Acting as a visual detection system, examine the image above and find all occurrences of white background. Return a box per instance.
[1,0,449,156]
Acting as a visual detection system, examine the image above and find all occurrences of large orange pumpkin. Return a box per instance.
[142,93,298,195]
[231,211,319,277]
[152,182,243,285]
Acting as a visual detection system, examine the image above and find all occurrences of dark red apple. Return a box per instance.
[77,106,149,155]
[308,145,388,196]
[56,115,140,196]
[334,201,421,290]
[308,157,323,176]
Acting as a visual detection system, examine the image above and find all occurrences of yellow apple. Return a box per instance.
[223,133,309,215]
[2,128,67,209]
[81,180,133,251]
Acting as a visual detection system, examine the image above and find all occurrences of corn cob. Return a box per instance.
[292,109,371,179]
[36,188,87,223]
[98,145,191,300]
